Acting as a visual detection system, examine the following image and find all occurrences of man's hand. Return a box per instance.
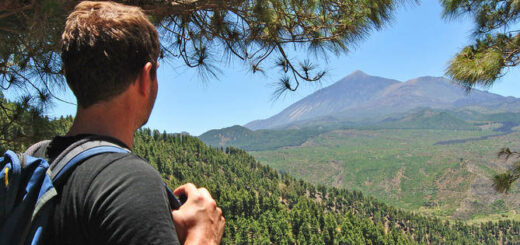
[171,183,225,245]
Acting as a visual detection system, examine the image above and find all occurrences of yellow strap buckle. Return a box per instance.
[4,167,8,187]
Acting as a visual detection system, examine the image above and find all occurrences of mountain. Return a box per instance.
[245,70,398,130]
[245,71,520,130]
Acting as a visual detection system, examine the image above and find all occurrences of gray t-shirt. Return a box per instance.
[43,135,180,245]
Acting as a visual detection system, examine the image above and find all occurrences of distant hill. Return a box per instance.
[199,125,254,146]
[375,109,477,130]
[199,125,327,151]
[200,109,479,150]
[245,71,520,130]
[245,70,399,130]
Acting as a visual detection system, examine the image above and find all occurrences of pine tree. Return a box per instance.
[442,0,520,90]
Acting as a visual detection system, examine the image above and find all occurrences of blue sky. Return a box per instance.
[47,1,520,136]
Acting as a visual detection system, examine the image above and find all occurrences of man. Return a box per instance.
[43,1,225,244]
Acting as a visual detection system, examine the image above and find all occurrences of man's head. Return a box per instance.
[61,1,161,109]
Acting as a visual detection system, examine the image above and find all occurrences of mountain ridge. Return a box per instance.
[245,70,401,130]
[245,71,520,130]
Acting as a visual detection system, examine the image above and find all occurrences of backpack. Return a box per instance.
[0,138,182,245]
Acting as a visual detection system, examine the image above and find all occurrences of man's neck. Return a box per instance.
[67,103,137,148]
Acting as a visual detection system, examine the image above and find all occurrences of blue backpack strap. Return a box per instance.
[53,145,128,183]
[47,139,130,184]
[24,141,52,160]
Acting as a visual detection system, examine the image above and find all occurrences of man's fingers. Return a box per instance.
[174,183,198,196]
[217,216,225,244]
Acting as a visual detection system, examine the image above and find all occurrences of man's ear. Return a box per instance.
[137,62,154,96]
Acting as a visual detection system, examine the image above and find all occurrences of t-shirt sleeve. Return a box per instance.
[83,154,180,245]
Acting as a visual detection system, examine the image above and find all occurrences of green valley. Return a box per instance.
[250,128,520,222]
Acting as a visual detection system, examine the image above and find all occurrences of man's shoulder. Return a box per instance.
[45,134,131,160]
[73,151,160,187]
[41,133,158,184]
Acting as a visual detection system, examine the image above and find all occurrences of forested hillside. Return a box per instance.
[134,129,520,244]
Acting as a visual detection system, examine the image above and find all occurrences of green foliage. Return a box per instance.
[479,112,520,123]
[491,199,507,212]
[493,172,518,194]
[442,0,520,89]
[0,95,71,152]
[493,148,520,193]
[0,0,68,106]
[369,110,478,130]
[446,36,506,89]
[441,1,520,192]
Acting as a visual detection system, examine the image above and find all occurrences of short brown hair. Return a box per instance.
[61,1,160,108]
